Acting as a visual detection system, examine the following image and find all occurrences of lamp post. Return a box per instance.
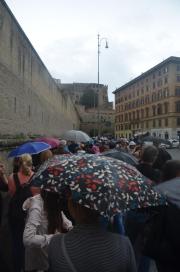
[97,33,108,137]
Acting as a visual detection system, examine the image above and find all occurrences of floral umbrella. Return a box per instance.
[31,154,166,218]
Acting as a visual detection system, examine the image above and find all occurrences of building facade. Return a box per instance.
[57,82,115,136]
[114,56,180,140]
[76,105,114,137]
[57,82,109,107]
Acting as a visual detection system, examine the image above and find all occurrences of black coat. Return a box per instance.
[0,178,8,226]
[137,163,161,184]
[143,204,180,272]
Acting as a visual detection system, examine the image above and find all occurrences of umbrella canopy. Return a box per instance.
[8,142,51,158]
[34,137,60,149]
[155,178,180,209]
[61,130,90,143]
[102,149,138,167]
[31,154,166,218]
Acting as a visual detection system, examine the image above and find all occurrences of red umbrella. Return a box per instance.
[34,137,60,149]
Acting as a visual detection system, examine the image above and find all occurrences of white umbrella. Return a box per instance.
[62,130,91,142]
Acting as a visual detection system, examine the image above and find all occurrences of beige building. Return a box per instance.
[114,56,180,140]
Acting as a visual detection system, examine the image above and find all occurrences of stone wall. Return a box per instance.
[0,0,80,137]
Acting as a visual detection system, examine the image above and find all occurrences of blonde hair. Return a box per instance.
[19,154,32,176]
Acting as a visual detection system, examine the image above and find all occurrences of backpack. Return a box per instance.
[8,173,32,228]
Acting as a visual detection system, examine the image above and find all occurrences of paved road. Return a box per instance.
[167,148,180,160]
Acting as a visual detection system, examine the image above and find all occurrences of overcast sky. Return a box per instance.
[5,0,180,101]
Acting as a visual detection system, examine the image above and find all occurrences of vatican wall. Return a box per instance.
[0,0,80,137]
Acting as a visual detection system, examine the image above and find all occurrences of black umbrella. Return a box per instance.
[101,149,138,167]
[155,178,180,209]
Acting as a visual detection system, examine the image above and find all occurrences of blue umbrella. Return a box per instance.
[8,142,51,158]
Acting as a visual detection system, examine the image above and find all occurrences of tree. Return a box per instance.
[80,89,98,109]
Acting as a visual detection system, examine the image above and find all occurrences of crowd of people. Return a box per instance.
[0,136,180,272]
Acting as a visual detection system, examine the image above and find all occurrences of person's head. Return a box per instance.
[162,160,180,182]
[141,145,158,164]
[18,154,32,176]
[129,141,136,150]
[67,196,100,225]
[40,149,53,163]
[41,189,65,234]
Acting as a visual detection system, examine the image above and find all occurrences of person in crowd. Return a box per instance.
[32,150,53,172]
[40,149,53,164]
[8,154,35,272]
[143,206,180,272]
[23,189,72,272]
[128,141,136,154]
[153,140,172,171]
[137,145,161,184]
[68,141,79,154]
[0,164,10,272]
[8,154,34,196]
[161,160,180,182]
[48,194,137,272]
[118,139,129,152]
[132,144,143,160]
[0,163,8,227]
[54,140,71,155]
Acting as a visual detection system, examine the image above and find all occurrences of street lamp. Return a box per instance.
[97,33,108,137]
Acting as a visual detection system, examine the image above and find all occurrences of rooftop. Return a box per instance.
[113,56,180,94]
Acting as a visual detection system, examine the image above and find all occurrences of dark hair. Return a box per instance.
[141,145,158,164]
[162,160,180,182]
[41,190,65,234]
[153,148,172,170]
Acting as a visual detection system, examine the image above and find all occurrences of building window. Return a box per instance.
[163,66,168,73]
[164,102,168,114]
[163,88,169,98]
[164,77,168,84]
[153,82,156,89]
[157,104,162,115]
[136,110,139,120]
[152,105,156,116]
[176,101,180,112]
[141,109,144,119]
[177,118,180,126]
[153,119,156,128]
[158,70,161,76]
[177,65,180,71]
[165,118,168,126]
[158,119,161,127]
[145,107,149,117]
[153,73,156,79]
[133,111,135,120]
[175,87,180,96]
[177,75,180,82]
[146,121,149,128]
